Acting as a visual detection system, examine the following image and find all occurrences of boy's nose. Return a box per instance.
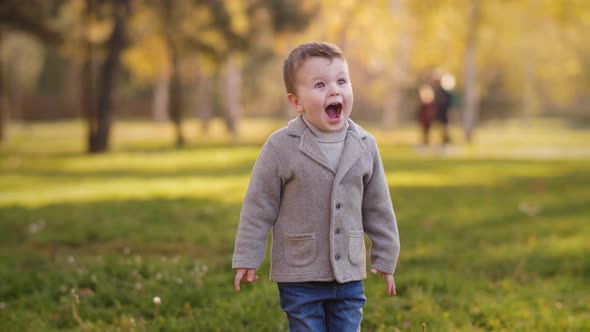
[328,85,340,96]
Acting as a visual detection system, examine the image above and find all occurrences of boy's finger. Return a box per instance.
[234,270,245,292]
[388,275,396,295]
[246,269,257,282]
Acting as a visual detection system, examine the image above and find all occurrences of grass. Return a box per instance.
[1,117,589,331]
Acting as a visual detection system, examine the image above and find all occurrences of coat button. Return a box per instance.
[336,203,341,209]
[335,229,341,235]
[335,254,341,260]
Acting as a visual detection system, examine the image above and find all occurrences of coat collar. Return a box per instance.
[287,114,368,140]
[287,115,368,176]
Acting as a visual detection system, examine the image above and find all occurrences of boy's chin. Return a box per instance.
[325,119,347,130]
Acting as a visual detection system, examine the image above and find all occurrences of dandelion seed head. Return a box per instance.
[0,302,6,310]
[153,296,161,305]
[123,247,131,255]
[28,224,39,233]
[176,278,183,285]
[155,272,162,280]
[28,220,46,234]
[67,256,75,264]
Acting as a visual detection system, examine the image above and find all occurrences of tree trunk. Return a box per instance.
[168,44,184,147]
[162,0,185,147]
[152,68,170,122]
[222,56,241,140]
[82,41,96,149]
[383,0,412,129]
[0,95,4,143]
[195,67,212,133]
[88,0,129,153]
[520,61,535,127]
[462,0,480,143]
[0,54,5,143]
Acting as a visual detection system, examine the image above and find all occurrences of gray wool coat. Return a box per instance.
[232,115,400,283]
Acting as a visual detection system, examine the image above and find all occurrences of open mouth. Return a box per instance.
[325,102,342,120]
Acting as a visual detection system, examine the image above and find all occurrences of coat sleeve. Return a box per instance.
[232,140,283,269]
[362,140,400,274]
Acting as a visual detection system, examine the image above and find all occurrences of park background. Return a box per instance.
[1,0,589,331]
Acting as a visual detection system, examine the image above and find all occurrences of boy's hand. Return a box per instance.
[234,268,259,292]
[371,268,396,295]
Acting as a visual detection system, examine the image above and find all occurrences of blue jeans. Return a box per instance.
[277,281,366,332]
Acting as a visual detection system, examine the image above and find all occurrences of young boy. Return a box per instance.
[233,42,400,331]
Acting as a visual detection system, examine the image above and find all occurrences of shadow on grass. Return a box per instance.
[0,197,242,256]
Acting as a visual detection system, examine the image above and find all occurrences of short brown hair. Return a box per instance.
[283,42,345,94]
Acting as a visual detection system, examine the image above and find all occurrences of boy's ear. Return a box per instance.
[287,93,304,113]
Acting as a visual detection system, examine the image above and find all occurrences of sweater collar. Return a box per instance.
[301,117,348,143]
[287,114,368,140]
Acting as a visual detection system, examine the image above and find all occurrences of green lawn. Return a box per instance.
[1,118,589,331]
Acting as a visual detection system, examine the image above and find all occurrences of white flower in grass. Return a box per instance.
[67,256,75,264]
[28,220,46,233]
[518,201,541,216]
[153,296,161,305]
[176,278,184,285]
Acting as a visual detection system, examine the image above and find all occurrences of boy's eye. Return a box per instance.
[338,79,347,85]
[314,82,325,88]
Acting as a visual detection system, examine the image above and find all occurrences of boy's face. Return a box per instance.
[288,57,353,132]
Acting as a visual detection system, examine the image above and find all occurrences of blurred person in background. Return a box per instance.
[433,72,456,145]
[418,83,436,145]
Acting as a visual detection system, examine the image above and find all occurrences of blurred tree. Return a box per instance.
[84,0,131,153]
[122,0,312,144]
[0,0,61,143]
[0,0,64,44]
[480,0,590,124]
[161,0,186,147]
[462,0,479,142]
[0,31,45,122]
[382,0,412,129]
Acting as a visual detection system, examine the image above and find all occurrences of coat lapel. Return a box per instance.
[288,115,333,173]
[334,130,365,184]
[299,129,334,173]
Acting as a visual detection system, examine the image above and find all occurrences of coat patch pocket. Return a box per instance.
[284,232,317,267]
[348,230,365,265]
